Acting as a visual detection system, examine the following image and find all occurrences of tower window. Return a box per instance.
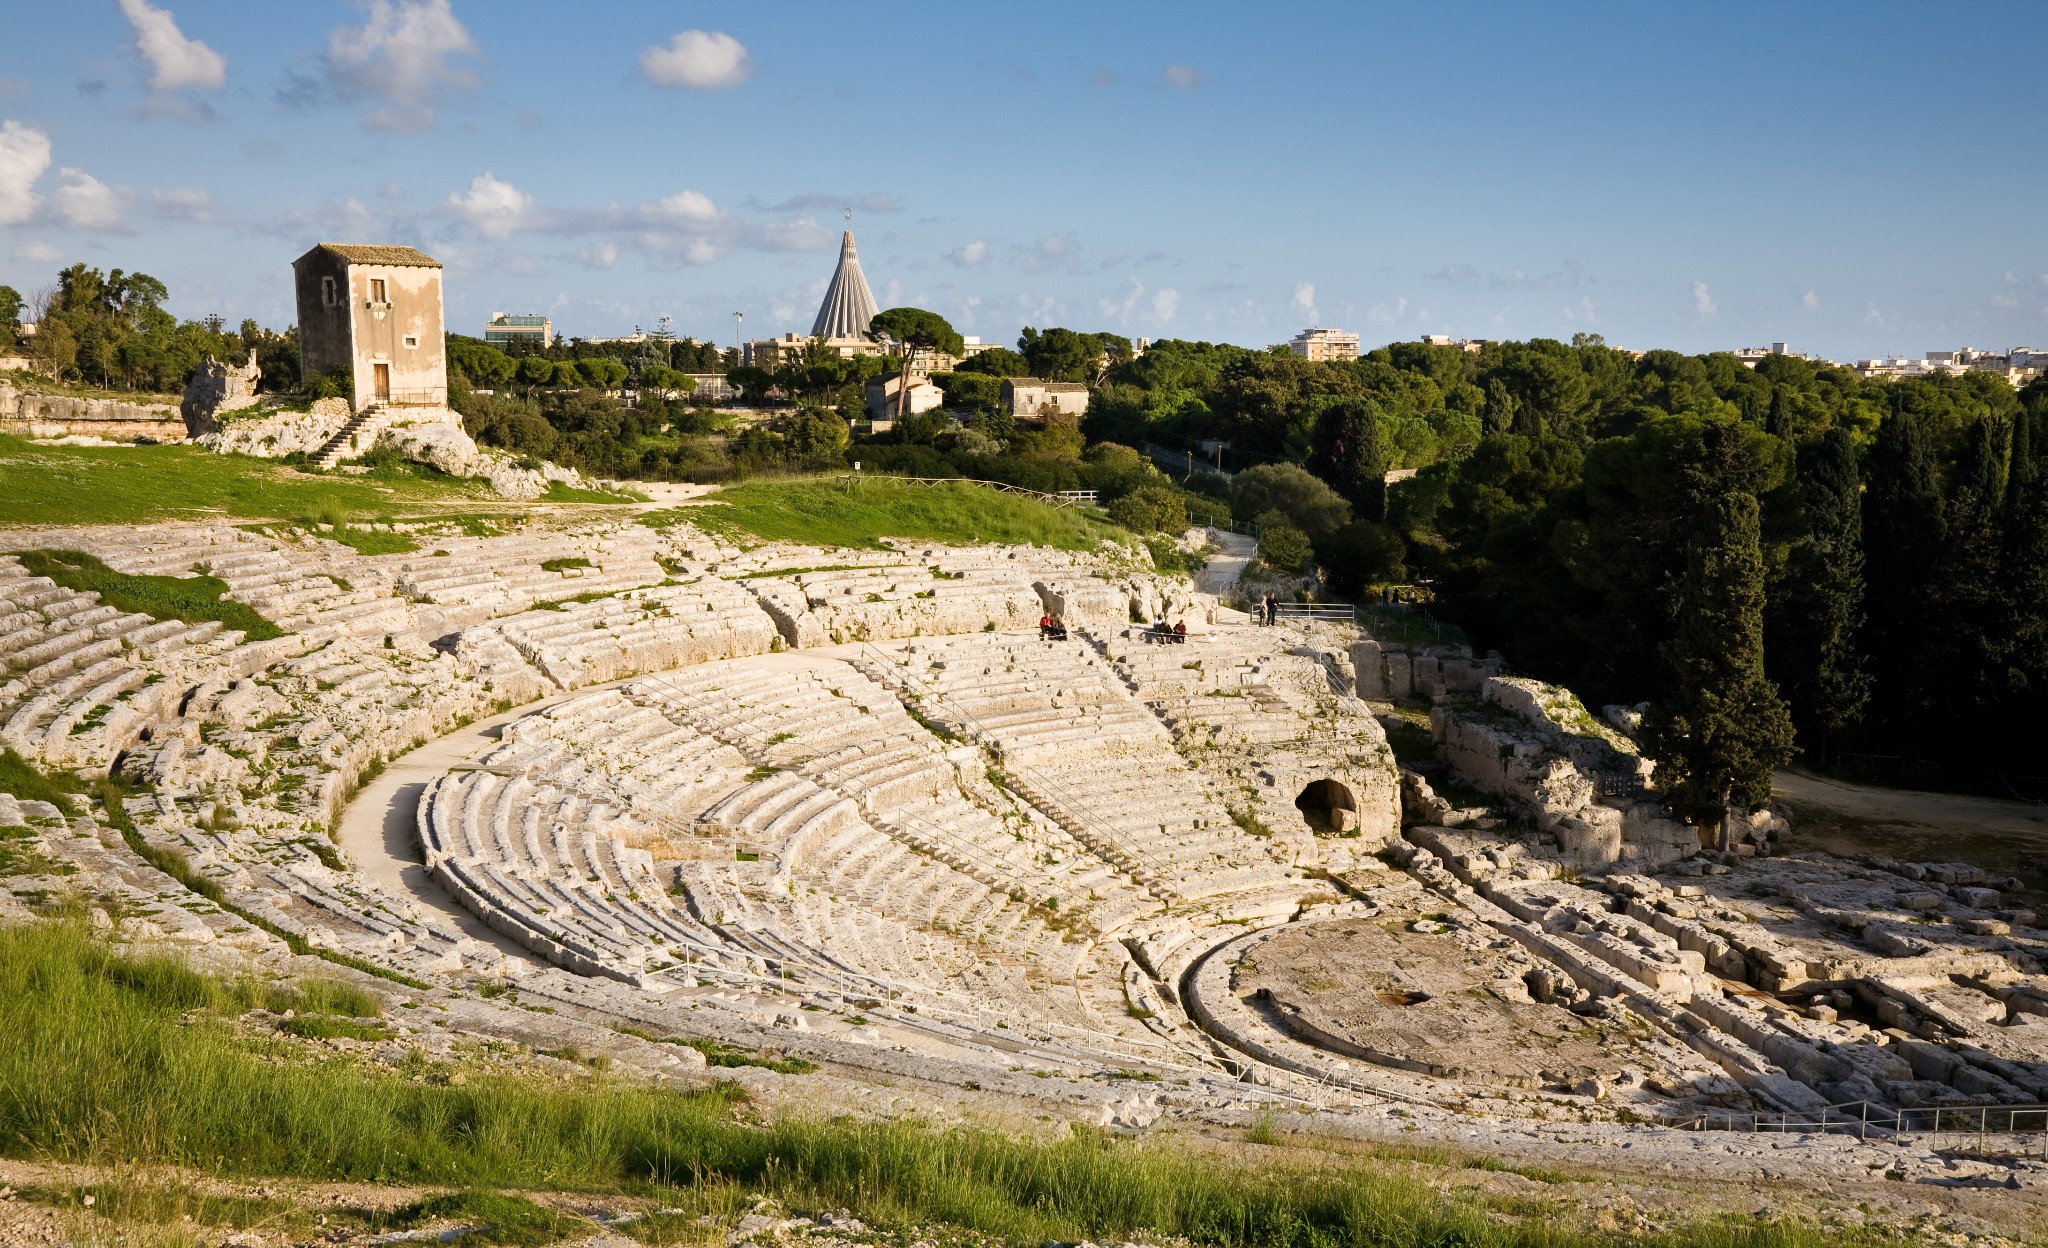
[403,335,419,348]
[321,276,336,306]
[370,278,388,303]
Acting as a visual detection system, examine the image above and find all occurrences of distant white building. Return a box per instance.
[1421,334,1489,354]
[866,372,944,419]
[1852,346,2041,385]
[1290,327,1360,362]
[1002,377,1089,424]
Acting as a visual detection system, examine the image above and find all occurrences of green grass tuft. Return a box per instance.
[686,477,1116,551]
[15,548,285,641]
[0,747,84,815]
[0,921,1889,1248]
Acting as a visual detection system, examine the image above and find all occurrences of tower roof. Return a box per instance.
[810,230,879,340]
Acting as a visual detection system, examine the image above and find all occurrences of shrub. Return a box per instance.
[1254,512,1314,574]
[1107,485,1186,533]
[1230,463,1351,537]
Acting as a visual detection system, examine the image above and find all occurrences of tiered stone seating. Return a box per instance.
[392,525,667,622]
[0,559,255,766]
[485,578,777,689]
[862,634,1308,912]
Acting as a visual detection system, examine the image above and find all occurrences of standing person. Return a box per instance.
[1263,592,1277,626]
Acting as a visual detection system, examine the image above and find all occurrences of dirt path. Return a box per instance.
[1773,767,2048,896]
[1196,527,1256,596]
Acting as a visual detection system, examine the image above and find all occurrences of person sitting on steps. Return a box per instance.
[1172,619,1187,643]
[1045,614,1068,641]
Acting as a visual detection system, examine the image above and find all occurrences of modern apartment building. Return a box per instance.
[1290,327,1361,362]
[484,313,554,350]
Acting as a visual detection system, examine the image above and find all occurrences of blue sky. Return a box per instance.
[1,0,2043,361]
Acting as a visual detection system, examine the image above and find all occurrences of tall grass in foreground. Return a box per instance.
[675,478,1119,552]
[0,922,1877,1248]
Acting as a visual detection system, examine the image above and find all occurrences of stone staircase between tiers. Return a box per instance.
[310,402,390,469]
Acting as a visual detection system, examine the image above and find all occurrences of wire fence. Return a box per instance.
[834,473,1096,509]
[1662,1100,2048,1157]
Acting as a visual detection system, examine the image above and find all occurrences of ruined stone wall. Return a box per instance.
[0,379,185,441]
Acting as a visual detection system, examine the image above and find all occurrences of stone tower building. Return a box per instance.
[292,244,447,413]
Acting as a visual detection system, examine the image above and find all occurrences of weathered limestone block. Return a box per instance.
[1552,808,1622,868]
[1619,801,1698,867]
[180,351,262,436]
[1349,639,1385,698]
[379,420,481,477]
[1383,652,1413,699]
[202,399,351,457]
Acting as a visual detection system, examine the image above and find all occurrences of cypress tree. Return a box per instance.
[1642,422,1796,845]
[1859,408,1946,743]
[1992,408,2048,774]
[1483,377,1517,436]
[1307,398,1388,521]
[1644,485,1798,840]
[1782,427,1870,763]
[1926,418,2008,764]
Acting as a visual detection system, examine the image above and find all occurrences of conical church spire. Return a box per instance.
[811,229,879,339]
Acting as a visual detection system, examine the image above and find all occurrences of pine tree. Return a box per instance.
[1307,398,1388,521]
[1784,427,1870,763]
[1925,418,2009,763]
[1643,422,1796,844]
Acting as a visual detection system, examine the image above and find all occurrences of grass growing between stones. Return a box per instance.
[0,920,1896,1248]
[0,435,565,526]
[676,477,1118,552]
[14,548,285,641]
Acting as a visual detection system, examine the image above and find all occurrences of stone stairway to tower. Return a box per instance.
[310,402,390,469]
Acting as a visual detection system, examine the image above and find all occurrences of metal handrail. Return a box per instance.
[1662,1100,2048,1155]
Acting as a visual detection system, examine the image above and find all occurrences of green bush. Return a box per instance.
[1254,512,1314,574]
[1107,485,1186,533]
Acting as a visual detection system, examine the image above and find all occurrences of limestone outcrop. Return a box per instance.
[180,351,264,436]
[0,377,185,441]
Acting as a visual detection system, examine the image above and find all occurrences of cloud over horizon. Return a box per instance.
[118,0,226,92]
[639,30,751,91]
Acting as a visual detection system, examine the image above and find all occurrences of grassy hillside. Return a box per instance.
[0,435,632,527]
[668,476,1121,551]
[0,920,1875,1248]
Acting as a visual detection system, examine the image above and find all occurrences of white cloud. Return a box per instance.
[1162,63,1209,90]
[1802,290,1819,311]
[0,119,51,225]
[443,171,531,239]
[1099,277,1145,323]
[1151,287,1180,323]
[1012,232,1083,274]
[118,0,226,91]
[1864,303,1884,327]
[150,186,211,221]
[1991,292,2019,309]
[55,167,128,231]
[945,239,989,269]
[1691,280,1717,320]
[575,242,618,270]
[1291,282,1317,322]
[324,0,478,132]
[650,189,717,224]
[12,240,60,264]
[639,30,751,91]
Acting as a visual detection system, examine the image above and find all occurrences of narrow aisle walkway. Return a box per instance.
[1196,527,1257,597]
[336,700,558,961]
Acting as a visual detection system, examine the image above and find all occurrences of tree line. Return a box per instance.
[2,264,298,394]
